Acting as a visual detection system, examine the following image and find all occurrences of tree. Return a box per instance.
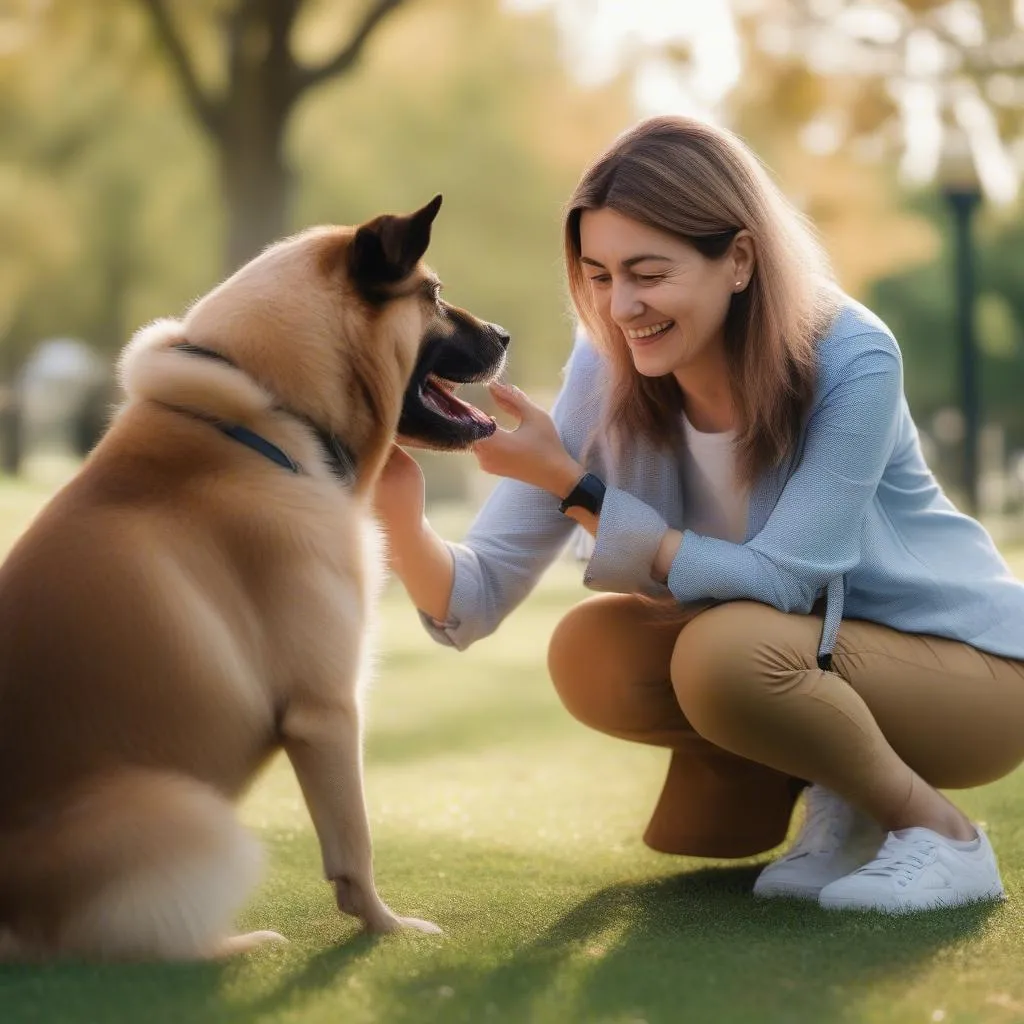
[136,0,411,272]
[0,0,635,483]
[734,0,1024,204]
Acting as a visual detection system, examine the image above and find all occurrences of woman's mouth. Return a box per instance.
[625,320,674,345]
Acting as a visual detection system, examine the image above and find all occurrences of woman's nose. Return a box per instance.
[609,281,641,324]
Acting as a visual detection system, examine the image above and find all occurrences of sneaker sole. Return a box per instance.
[819,888,1006,913]
[753,883,822,901]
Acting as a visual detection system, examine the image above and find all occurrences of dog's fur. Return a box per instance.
[0,197,508,961]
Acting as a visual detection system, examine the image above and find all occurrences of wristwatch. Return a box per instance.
[558,472,606,516]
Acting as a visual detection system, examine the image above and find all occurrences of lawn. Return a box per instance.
[2,472,1024,1024]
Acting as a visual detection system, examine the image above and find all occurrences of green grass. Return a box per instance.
[2,475,1024,1024]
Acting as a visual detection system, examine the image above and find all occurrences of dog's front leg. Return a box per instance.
[281,700,440,935]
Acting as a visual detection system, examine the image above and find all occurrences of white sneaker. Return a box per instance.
[753,785,885,901]
[818,825,1005,913]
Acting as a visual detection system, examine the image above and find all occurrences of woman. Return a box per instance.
[374,115,1024,913]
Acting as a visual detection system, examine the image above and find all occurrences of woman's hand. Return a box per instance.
[373,445,426,540]
[372,444,454,621]
[472,382,583,497]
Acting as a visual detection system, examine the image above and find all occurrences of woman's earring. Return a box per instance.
[734,281,743,290]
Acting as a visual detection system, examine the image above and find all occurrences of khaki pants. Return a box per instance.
[548,594,1024,859]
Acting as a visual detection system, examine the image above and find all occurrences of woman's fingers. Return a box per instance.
[488,381,535,423]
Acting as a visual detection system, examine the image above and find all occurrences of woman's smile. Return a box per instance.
[625,319,675,344]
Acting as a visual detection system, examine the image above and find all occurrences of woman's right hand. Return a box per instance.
[372,444,455,622]
[373,445,427,541]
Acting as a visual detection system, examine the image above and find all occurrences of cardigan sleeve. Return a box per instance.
[419,333,605,650]
[666,333,904,612]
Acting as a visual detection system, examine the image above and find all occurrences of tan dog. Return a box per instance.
[0,196,509,961]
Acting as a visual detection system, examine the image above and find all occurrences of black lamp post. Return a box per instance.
[939,127,983,517]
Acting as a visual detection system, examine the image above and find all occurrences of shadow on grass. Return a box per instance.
[379,865,997,1024]
[0,930,381,1024]
[0,957,241,1024]
[365,691,563,767]
[0,858,999,1024]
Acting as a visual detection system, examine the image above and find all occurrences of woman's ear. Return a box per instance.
[731,230,756,289]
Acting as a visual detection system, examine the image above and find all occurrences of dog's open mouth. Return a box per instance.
[419,374,496,438]
[398,325,507,450]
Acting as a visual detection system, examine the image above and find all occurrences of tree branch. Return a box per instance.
[137,0,221,137]
[295,0,408,95]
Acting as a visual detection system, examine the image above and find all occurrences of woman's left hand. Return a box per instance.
[473,382,583,497]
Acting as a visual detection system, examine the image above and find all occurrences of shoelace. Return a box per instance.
[782,787,853,859]
[852,837,937,885]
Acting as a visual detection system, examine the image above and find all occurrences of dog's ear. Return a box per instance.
[349,195,442,288]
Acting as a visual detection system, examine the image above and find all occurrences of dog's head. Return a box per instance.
[346,196,510,452]
[120,196,508,485]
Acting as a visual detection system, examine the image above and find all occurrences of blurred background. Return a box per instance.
[2,0,1024,536]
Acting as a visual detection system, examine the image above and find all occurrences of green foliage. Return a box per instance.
[0,1,219,370]
[869,194,1024,453]
[0,0,632,384]
[5,0,1022,429]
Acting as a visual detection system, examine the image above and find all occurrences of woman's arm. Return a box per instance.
[374,447,455,622]
[377,438,595,622]
[376,332,607,650]
[662,336,903,610]
[603,331,902,610]
[466,320,904,614]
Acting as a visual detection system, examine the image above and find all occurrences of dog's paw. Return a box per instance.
[211,930,288,958]
[361,910,442,936]
[333,877,441,935]
[395,915,443,935]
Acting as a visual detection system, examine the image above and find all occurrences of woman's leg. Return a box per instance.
[670,601,1024,839]
[547,593,803,858]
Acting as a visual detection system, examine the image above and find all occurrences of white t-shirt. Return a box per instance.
[573,414,750,560]
[680,413,749,543]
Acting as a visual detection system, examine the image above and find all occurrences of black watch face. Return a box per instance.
[564,473,604,514]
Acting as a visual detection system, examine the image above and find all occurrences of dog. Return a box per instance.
[0,195,509,961]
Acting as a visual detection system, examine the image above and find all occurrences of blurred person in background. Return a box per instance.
[375,115,1024,914]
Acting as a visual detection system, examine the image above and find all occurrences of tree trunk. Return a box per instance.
[138,0,407,274]
[0,385,23,477]
[219,131,291,274]
[217,0,298,274]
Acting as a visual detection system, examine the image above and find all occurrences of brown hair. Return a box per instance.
[564,115,839,480]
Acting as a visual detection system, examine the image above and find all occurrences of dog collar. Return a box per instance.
[170,342,357,482]
[215,422,301,474]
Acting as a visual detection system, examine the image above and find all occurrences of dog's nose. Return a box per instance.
[489,323,511,349]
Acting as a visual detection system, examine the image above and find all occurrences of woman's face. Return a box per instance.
[578,207,752,379]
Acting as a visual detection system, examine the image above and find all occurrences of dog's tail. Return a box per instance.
[0,768,277,962]
[118,318,275,426]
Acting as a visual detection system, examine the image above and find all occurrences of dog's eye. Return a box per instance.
[422,280,443,306]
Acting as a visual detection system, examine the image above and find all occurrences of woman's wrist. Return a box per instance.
[652,528,684,584]
[548,457,586,499]
[386,516,454,621]
[385,515,432,570]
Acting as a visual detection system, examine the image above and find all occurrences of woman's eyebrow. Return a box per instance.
[623,254,672,268]
[580,255,672,268]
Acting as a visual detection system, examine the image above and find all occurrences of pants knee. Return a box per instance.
[548,603,654,735]
[670,602,791,737]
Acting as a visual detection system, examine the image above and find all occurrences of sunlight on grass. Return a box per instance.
[1,475,1024,1023]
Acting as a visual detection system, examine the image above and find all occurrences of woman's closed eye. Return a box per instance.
[587,272,665,286]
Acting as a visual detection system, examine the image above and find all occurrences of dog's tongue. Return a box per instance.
[423,376,494,428]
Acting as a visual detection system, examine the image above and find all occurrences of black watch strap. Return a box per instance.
[558,472,606,516]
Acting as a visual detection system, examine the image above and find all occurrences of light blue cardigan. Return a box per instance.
[422,298,1024,664]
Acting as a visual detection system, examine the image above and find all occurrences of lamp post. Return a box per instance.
[938,126,983,517]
